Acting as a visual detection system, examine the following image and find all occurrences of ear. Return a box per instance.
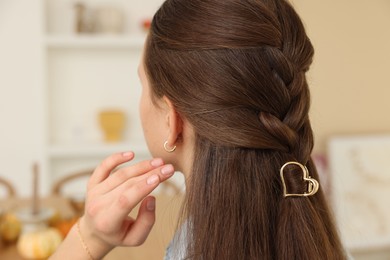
[163,96,183,148]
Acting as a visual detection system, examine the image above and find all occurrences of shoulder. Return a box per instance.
[164,220,190,260]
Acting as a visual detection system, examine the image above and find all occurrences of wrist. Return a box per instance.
[77,217,114,259]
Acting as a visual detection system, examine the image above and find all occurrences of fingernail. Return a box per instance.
[147,174,159,185]
[146,198,155,211]
[150,158,164,167]
[122,151,133,158]
[161,164,174,175]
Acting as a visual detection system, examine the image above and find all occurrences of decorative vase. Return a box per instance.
[99,110,125,142]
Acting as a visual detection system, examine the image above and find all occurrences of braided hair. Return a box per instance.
[145,0,347,259]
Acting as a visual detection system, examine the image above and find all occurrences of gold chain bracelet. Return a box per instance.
[76,219,95,260]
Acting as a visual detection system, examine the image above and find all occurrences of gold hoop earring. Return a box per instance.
[163,141,176,153]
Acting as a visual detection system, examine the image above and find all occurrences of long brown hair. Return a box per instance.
[145,0,347,259]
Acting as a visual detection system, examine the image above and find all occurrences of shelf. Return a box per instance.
[48,142,150,158]
[45,34,147,49]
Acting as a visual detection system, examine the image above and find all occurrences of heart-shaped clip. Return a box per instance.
[280,161,320,197]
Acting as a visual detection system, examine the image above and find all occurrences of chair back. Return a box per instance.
[0,176,16,198]
[51,169,94,196]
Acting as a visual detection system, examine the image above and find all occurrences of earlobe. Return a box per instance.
[163,140,177,153]
[163,96,183,149]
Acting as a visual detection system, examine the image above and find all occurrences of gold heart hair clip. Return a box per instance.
[280,161,320,197]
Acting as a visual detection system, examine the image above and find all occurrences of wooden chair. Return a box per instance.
[0,176,16,198]
[50,167,183,216]
[51,169,94,216]
[51,169,93,196]
[51,169,182,196]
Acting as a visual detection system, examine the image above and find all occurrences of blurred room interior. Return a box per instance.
[0,0,389,259]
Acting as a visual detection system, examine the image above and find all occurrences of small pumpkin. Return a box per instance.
[54,217,78,237]
[48,209,62,227]
[0,212,22,242]
[17,227,63,259]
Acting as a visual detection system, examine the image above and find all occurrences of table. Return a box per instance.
[0,194,183,259]
[0,196,75,260]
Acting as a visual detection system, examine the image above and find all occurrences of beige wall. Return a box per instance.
[0,0,45,196]
[292,0,390,153]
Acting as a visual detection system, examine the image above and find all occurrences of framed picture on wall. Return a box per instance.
[328,135,390,252]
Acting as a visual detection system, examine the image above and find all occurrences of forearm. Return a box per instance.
[50,218,113,260]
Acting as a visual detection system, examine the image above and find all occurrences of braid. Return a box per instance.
[257,0,315,162]
[260,45,313,162]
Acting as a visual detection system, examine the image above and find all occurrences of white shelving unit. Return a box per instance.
[42,0,163,192]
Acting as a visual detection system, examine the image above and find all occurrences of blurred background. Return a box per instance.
[0,0,389,259]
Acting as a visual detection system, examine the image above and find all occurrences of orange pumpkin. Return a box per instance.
[54,217,78,237]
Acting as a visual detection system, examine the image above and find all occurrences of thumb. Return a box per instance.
[124,196,156,246]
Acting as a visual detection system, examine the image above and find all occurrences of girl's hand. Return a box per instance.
[78,151,175,257]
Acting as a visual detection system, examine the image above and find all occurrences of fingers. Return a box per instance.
[97,158,165,194]
[123,196,156,246]
[108,164,175,223]
[88,151,135,189]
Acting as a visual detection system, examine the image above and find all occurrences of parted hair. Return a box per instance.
[145,0,347,259]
